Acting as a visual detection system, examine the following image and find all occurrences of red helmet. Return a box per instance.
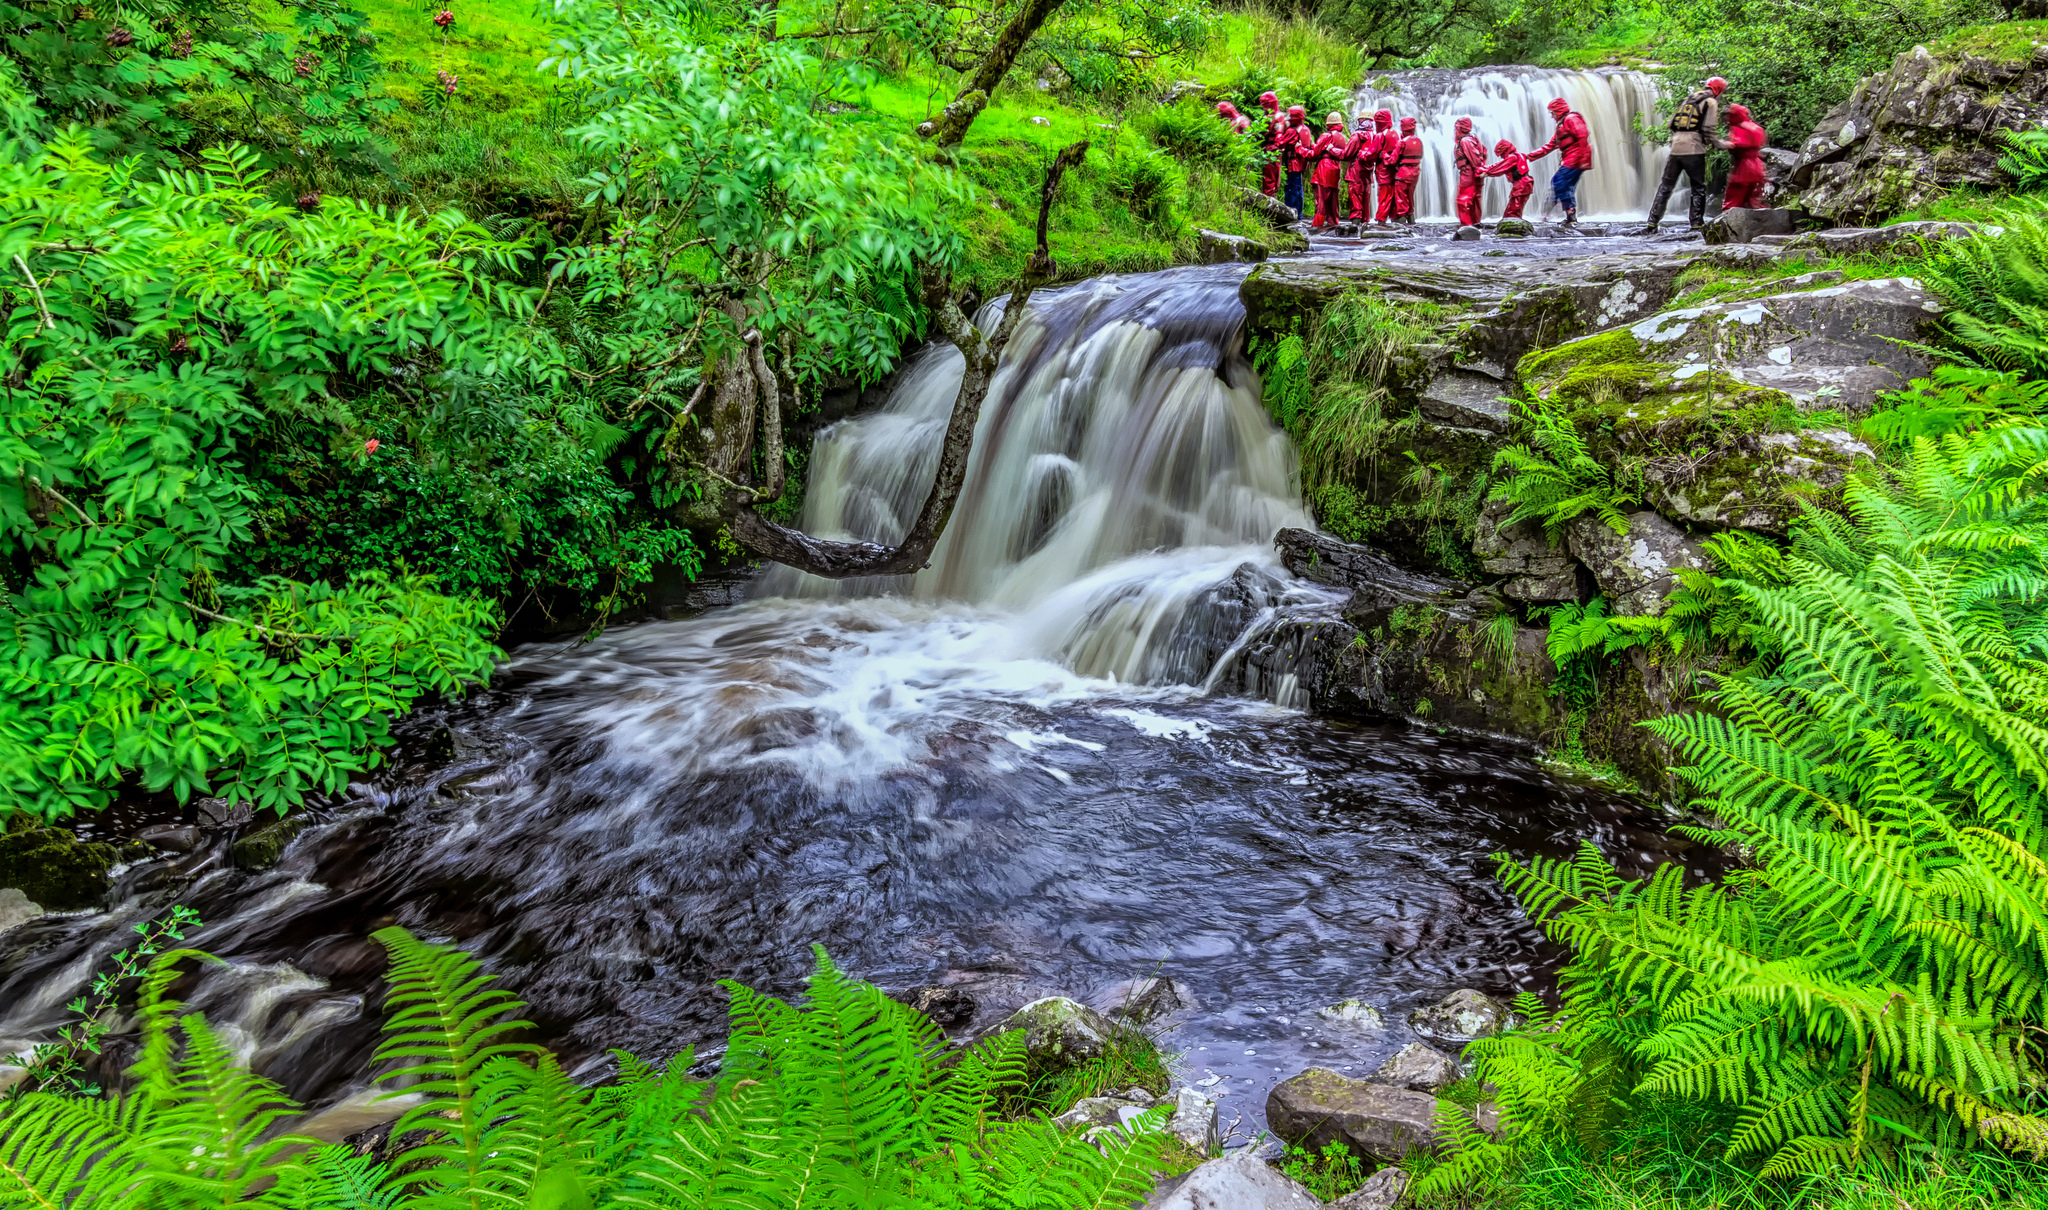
[1259,91,1279,110]
[1287,105,1306,120]
[1706,76,1727,95]
[1494,138,1516,155]
[1547,97,1570,117]
[1400,116,1416,133]
[1727,103,1752,122]
[1217,101,1237,116]
[1454,117,1472,135]
[1375,108,1393,128]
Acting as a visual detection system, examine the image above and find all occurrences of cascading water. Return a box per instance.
[1350,67,1671,221]
[0,261,1702,1135]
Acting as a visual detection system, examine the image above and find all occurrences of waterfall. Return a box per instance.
[759,266,1322,687]
[1350,67,1671,222]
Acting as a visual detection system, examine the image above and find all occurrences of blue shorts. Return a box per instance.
[1551,164,1585,208]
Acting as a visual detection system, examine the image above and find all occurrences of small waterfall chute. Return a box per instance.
[1350,67,1671,221]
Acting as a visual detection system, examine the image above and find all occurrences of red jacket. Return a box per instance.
[1342,129,1380,183]
[1454,134,1486,183]
[1265,113,1289,159]
[1309,130,1349,186]
[1394,135,1424,179]
[1532,111,1593,169]
[1725,120,1768,182]
[1283,122,1314,172]
[1481,148,1530,181]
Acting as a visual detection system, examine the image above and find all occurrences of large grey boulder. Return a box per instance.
[1473,499,1577,603]
[1328,1167,1410,1210]
[1408,989,1512,1048]
[1789,43,2048,222]
[1146,1146,1322,1210]
[1266,1069,1440,1161]
[1234,186,1302,229]
[1418,369,1512,433]
[0,887,42,937]
[1196,228,1269,265]
[1701,208,1797,245]
[1001,997,1124,1072]
[1565,512,1714,617]
[1371,1041,1459,1092]
[1315,998,1389,1033]
[1167,1086,1222,1156]
[1781,220,1994,258]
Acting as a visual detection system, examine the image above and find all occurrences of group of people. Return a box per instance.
[1214,76,1769,233]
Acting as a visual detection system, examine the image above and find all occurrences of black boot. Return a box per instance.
[1688,190,1708,230]
[1560,207,1578,229]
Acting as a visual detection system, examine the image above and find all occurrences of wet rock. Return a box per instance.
[1274,529,1461,613]
[0,828,116,911]
[1417,369,1511,432]
[1563,512,1713,617]
[1780,220,1996,258]
[1266,1069,1440,1162]
[1408,989,1510,1047]
[1473,498,1573,584]
[1195,228,1269,265]
[1144,1145,1321,1210]
[1090,976,1197,1026]
[1315,998,1387,1032]
[1053,1094,1147,1132]
[138,824,204,853]
[1167,1086,1221,1155]
[1701,208,1797,245]
[1233,188,1300,229]
[195,797,254,830]
[1788,43,2048,223]
[1371,1041,1458,1092]
[1453,225,1483,241]
[1329,1166,1410,1210]
[1001,996,1126,1073]
[0,887,43,935]
[231,814,315,871]
[1650,428,1877,534]
[1495,217,1534,238]
[892,985,978,1032]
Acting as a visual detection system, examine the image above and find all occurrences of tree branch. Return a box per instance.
[181,602,353,650]
[732,141,1089,577]
[917,0,1071,147]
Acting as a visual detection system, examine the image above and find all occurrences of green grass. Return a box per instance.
[1884,186,2048,226]
[1184,3,1363,93]
[1007,1026,1176,1118]
[1535,11,1670,69]
[1930,17,2048,60]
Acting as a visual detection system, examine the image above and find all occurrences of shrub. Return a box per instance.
[0,934,1176,1208]
[1490,395,1642,542]
[1920,211,2048,380]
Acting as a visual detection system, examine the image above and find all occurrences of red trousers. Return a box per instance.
[1312,183,1339,229]
[1723,179,1766,210]
[1455,177,1481,227]
[1392,171,1419,221]
[1375,166,1397,222]
[1347,172,1371,222]
[1263,162,1280,197]
[1502,176,1533,218]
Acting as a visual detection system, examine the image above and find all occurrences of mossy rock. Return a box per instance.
[232,814,315,871]
[0,828,116,911]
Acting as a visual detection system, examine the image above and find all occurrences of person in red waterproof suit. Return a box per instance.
[1216,100,1251,134]
[1307,112,1349,230]
[1341,110,1378,223]
[1371,110,1399,223]
[1452,116,1486,227]
[1528,97,1593,226]
[1480,138,1534,219]
[1718,104,1769,210]
[1282,104,1314,216]
[1259,92,1283,197]
[1391,116,1424,223]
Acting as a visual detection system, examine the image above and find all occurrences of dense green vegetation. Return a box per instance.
[0,933,1171,1207]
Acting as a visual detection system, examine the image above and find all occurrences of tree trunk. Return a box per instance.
[917,0,1071,148]
[732,141,1089,578]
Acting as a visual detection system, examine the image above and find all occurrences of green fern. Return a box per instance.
[1484,417,2048,1176]
[1491,394,1641,542]
[1920,209,2048,380]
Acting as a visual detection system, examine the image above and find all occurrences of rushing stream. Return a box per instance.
[0,232,1702,1138]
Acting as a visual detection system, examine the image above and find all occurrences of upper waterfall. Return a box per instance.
[1351,67,1672,221]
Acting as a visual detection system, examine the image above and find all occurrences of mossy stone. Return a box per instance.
[231,814,314,871]
[0,828,116,911]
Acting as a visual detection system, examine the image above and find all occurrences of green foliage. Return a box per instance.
[0,0,395,169]
[4,905,200,1097]
[1921,209,2048,380]
[1102,146,1183,229]
[1540,597,1653,710]
[1011,1020,1172,1118]
[1480,416,2048,1177]
[1140,96,1260,171]
[0,122,519,821]
[1998,129,2048,191]
[1491,395,1642,543]
[0,935,1178,1209]
[1861,365,2048,450]
[1276,1140,1367,1202]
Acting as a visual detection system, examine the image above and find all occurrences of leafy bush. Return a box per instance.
[1102,146,1183,228]
[0,933,1176,1208]
[1999,128,2048,191]
[1490,395,1642,542]
[1860,365,2048,449]
[1,127,525,821]
[1143,97,1261,170]
[1469,416,2048,1177]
